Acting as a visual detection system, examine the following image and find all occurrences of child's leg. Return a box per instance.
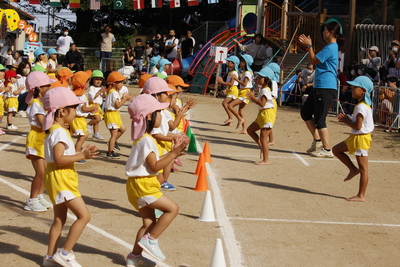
[346,155,368,202]
[88,115,101,127]
[332,142,360,181]
[47,203,68,256]
[62,197,91,252]
[108,129,118,152]
[247,122,261,147]
[222,98,233,124]
[147,195,179,239]
[268,130,275,146]
[7,111,13,125]
[162,160,174,183]
[30,156,46,198]
[228,99,243,127]
[236,102,247,134]
[75,134,88,152]
[255,128,271,165]
[115,124,126,142]
[132,206,157,255]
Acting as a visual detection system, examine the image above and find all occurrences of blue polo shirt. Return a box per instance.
[314,42,339,90]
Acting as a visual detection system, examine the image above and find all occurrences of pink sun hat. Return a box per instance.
[42,87,86,131]
[25,71,56,104]
[128,94,169,140]
[142,77,175,95]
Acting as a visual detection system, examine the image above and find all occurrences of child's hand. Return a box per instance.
[247,91,255,99]
[337,113,350,123]
[82,144,99,159]
[172,134,189,156]
[184,98,197,110]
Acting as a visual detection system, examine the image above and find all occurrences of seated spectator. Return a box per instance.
[64,43,83,71]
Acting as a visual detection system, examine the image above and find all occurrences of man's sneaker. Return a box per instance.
[7,124,18,130]
[107,151,120,159]
[43,255,62,267]
[38,194,52,209]
[126,253,156,267]
[161,181,176,191]
[52,249,82,267]
[138,233,166,261]
[310,148,334,158]
[87,125,93,135]
[306,140,323,153]
[76,160,86,164]
[93,133,104,140]
[24,198,47,212]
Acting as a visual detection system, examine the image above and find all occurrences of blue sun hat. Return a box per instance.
[267,63,280,82]
[150,55,161,70]
[158,58,172,73]
[241,54,253,72]
[226,56,240,72]
[34,48,46,58]
[255,66,275,80]
[347,76,373,106]
[47,48,59,55]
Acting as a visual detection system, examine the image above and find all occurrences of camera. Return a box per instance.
[360,47,366,52]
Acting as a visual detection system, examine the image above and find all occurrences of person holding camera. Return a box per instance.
[359,46,381,83]
[384,40,400,79]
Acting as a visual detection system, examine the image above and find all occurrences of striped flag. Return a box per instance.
[133,0,145,9]
[188,0,198,6]
[49,0,60,7]
[90,0,101,10]
[151,0,162,8]
[114,0,124,9]
[70,0,80,8]
[29,0,40,4]
[208,0,218,3]
[9,0,19,2]
[169,0,180,8]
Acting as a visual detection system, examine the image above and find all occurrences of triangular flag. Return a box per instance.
[151,0,162,8]
[114,0,124,9]
[133,0,145,9]
[90,0,101,10]
[188,0,198,6]
[169,0,180,8]
[49,0,60,7]
[29,0,40,4]
[70,0,80,8]
[208,0,218,3]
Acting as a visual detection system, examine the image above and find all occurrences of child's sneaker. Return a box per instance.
[52,249,82,267]
[93,133,104,140]
[43,255,62,267]
[76,160,87,164]
[106,151,120,159]
[306,140,322,153]
[310,148,334,158]
[114,142,121,151]
[138,233,166,261]
[38,194,52,209]
[160,181,176,191]
[174,157,183,167]
[24,198,47,212]
[126,253,156,267]
[0,129,6,135]
[7,124,18,130]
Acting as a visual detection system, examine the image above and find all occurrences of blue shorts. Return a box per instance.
[135,59,143,71]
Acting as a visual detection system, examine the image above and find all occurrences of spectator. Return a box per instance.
[56,27,74,65]
[151,33,164,56]
[180,31,194,58]
[144,40,153,71]
[122,45,134,66]
[64,43,84,71]
[182,13,194,31]
[360,45,381,83]
[237,33,269,71]
[12,51,22,70]
[300,62,315,95]
[164,29,179,62]
[133,38,145,81]
[4,48,13,70]
[187,30,195,55]
[99,25,115,71]
[384,40,400,79]
[264,40,273,65]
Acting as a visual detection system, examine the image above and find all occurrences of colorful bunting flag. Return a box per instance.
[169,0,180,8]
[208,0,218,3]
[133,0,145,9]
[151,0,162,8]
[29,0,40,4]
[114,0,124,9]
[9,0,19,2]
[70,0,80,8]
[188,0,198,6]
[90,0,101,10]
[49,0,60,7]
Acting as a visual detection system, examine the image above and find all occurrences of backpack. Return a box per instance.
[164,38,176,55]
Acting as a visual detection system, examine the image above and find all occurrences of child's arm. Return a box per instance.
[232,76,249,87]
[146,138,188,172]
[114,93,133,109]
[168,107,188,130]
[35,114,44,128]
[152,133,175,142]
[80,103,98,113]
[337,113,364,131]
[247,91,267,107]
[13,85,25,96]
[182,98,197,110]
[53,143,98,165]
[216,73,237,86]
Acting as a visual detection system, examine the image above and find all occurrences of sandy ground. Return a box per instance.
[1,85,400,267]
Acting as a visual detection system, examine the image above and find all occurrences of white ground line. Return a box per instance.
[194,137,244,266]
[231,217,400,228]
[291,151,310,166]
[0,136,24,150]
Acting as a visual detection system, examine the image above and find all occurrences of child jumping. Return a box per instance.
[246,66,277,165]
[125,94,188,266]
[332,76,374,202]
[41,87,98,267]
[216,56,240,126]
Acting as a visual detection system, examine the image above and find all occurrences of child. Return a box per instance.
[41,87,98,267]
[332,76,374,202]
[70,70,98,163]
[88,70,107,140]
[158,59,172,77]
[228,54,254,134]
[125,94,187,266]
[47,48,59,77]
[246,66,277,165]
[4,48,13,70]
[51,67,74,88]
[149,55,160,75]
[266,62,281,145]
[216,56,240,126]
[24,71,55,212]
[133,38,145,81]
[4,70,24,130]
[0,64,9,134]
[104,71,132,158]
[33,48,48,70]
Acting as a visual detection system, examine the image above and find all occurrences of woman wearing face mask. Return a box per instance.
[360,46,381,83]
[384,40,400,79]
[16,60,32,115]
[300,62,315,95]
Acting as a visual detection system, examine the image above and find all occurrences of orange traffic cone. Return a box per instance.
[193,165,209,191]
[194,153,205,175]
[203,142,212,163]
[183,119,190,133]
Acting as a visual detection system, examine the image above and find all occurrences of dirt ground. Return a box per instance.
[1,85,400,267]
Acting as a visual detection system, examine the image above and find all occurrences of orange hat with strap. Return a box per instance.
[71,70,92,96]
[51,67,74,88]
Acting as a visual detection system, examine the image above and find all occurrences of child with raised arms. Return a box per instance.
[41,87,98,267]
[246,66,277,165]
[216,56,240,126]
[332,76,374,202]
[125,94,188,266]
[24,71,55,212]
[88,70,107,140]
